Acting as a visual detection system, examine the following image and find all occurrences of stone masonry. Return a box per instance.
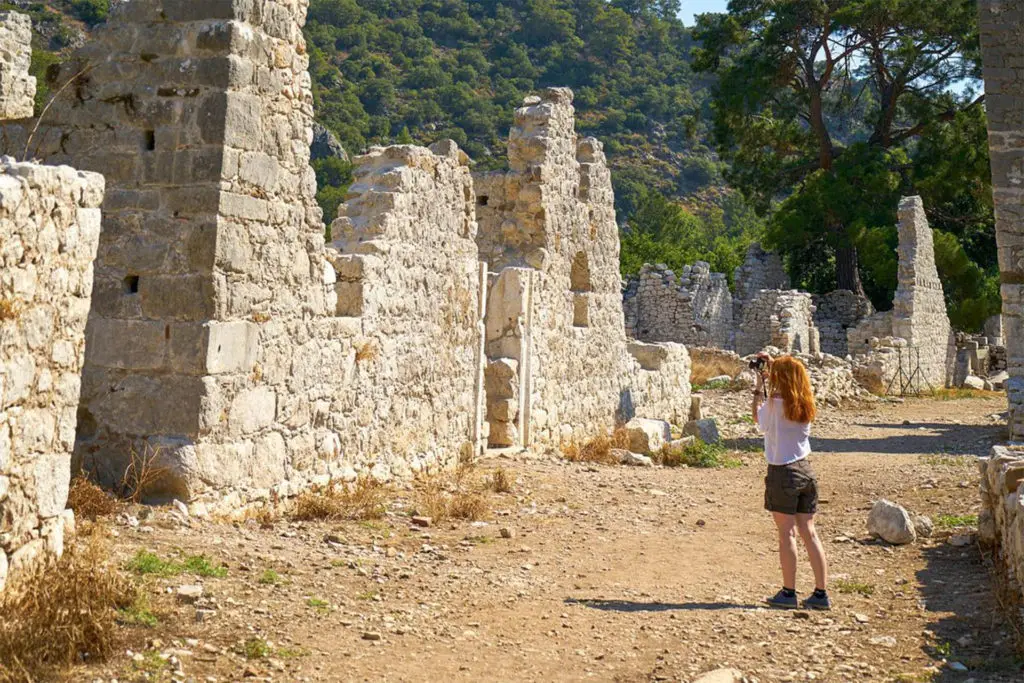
[0,12,102,591]
[813,289,874,358]
[890,197,955,391]
[0,11,34,120]
[980,0,1024,438]
[622,262,732,348]
[735,289,819,357]
[733,243,790,322]
[475,88,691,447]
[1,157,104,589]
[847,197,954,394]
[1,6,691,506]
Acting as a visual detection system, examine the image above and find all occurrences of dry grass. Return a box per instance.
[930,387,1000,401]
[690,348,745,386]
[291,477,389,522]
[117,445,168,503]
[415,482,490,522]
[66,475,120,521]
[0,298,21,322]
[561,428,630,465]
[488,467,514,493]
[0,534,136,682]
[355,342,379,363]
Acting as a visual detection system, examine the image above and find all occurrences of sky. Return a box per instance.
[679,0,728,26]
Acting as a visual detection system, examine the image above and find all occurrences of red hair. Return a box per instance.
[769,356,816,424]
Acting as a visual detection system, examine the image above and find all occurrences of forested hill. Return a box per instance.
[305,0,720,217]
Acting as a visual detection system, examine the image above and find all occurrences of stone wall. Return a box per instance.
[0,11,34,120]
[1,8,691,505]
[475,89,690,446]
[979,446,1024,599]
[735,289,818,357]
[847,311,894,357]
[0,158,104,590]
[733,243,789,322]
[980,0,1024,439]
[622,262,732,348]
[890,196,955,392]
[813,290,874,357]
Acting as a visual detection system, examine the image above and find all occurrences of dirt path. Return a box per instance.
[73,393,1021,683]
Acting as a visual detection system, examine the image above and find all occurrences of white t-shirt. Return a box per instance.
[757,397,812,466]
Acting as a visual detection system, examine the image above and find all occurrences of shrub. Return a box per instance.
[0,534,136,680]
[561,429,630,465]
[488,467,514,493]
[658,439,741,469]
[291,477,389,522]
[66,475,119,520]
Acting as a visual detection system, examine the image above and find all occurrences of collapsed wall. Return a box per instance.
[891,197,955,391]
[979,446,1024,597]
[1,5,691,503]
[733,243,789,322]
[474,89,690,447]
[847,197,954,394]
[979,0,1024,438]
[813,290,874,357]
[734,289,819,357]
[0,13,103,589]
[622,262,732,348]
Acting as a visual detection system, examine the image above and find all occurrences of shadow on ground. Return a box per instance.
[916,539,1023,682]
[565,598,762,612]
[726,423,1003,459]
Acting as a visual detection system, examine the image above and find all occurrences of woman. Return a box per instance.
[751,354,830,610]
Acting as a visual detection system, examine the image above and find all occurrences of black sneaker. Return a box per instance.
[765,589,798,609]
[801,593,832,611]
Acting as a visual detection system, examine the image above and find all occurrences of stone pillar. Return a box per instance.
[979,0,1024,438]
[0,11,34,120]
[890,196,955,392]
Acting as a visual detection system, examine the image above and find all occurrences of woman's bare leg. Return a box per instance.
[772,512,798,589]
[796,513,828,591]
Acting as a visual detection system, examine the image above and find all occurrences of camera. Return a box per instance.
[749,356,767,372]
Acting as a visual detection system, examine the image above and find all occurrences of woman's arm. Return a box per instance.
[751,354,770,426]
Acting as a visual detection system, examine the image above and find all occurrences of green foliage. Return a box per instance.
[659,439,741,469]
[620,188,762,283]
[304,0,716,221]
[125,550,227,578]
[71,0,108,26]
[312,156,354,224]
[935,513,978,529]
[695,0,995,328]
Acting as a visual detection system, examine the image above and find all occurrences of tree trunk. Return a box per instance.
[835,243,866,297]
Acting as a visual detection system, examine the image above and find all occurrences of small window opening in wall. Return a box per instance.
[573,293,590,328]
[570,251,592,293]
[144,130,156,151]
[477,195,489,207]
[123,275,140,294]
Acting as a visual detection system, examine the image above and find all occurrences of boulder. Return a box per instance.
[311,122,349,162]
[913,515,934,538]
[963,375,986,390]
[623,418,671,454]
[683,418,721,445]
[617,450,654,467]
[990,371,1009,391]
[867,499,917,544]
[693,669,746,683]
[689,394,703,421]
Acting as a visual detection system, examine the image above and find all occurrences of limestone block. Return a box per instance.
[963,376,986,390]
[867,499,916,545]
[689,395,703,421]
[0,12,35,120]
[230,387,277,435]
[485,358,519,401]
[489,421,518,448]
[624,418,671,455]
[683,418,721,445]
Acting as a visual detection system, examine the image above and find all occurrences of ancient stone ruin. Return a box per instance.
[0,12,103,590]
[622,262,732,348]
[734,289,819,357]
[812,290,874,358]
[980,0,1024,440]
[733,243,790,322]
[0,4,691,531]
[848,197,954,394]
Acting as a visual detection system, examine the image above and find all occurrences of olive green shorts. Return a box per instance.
[764,458,818,515]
